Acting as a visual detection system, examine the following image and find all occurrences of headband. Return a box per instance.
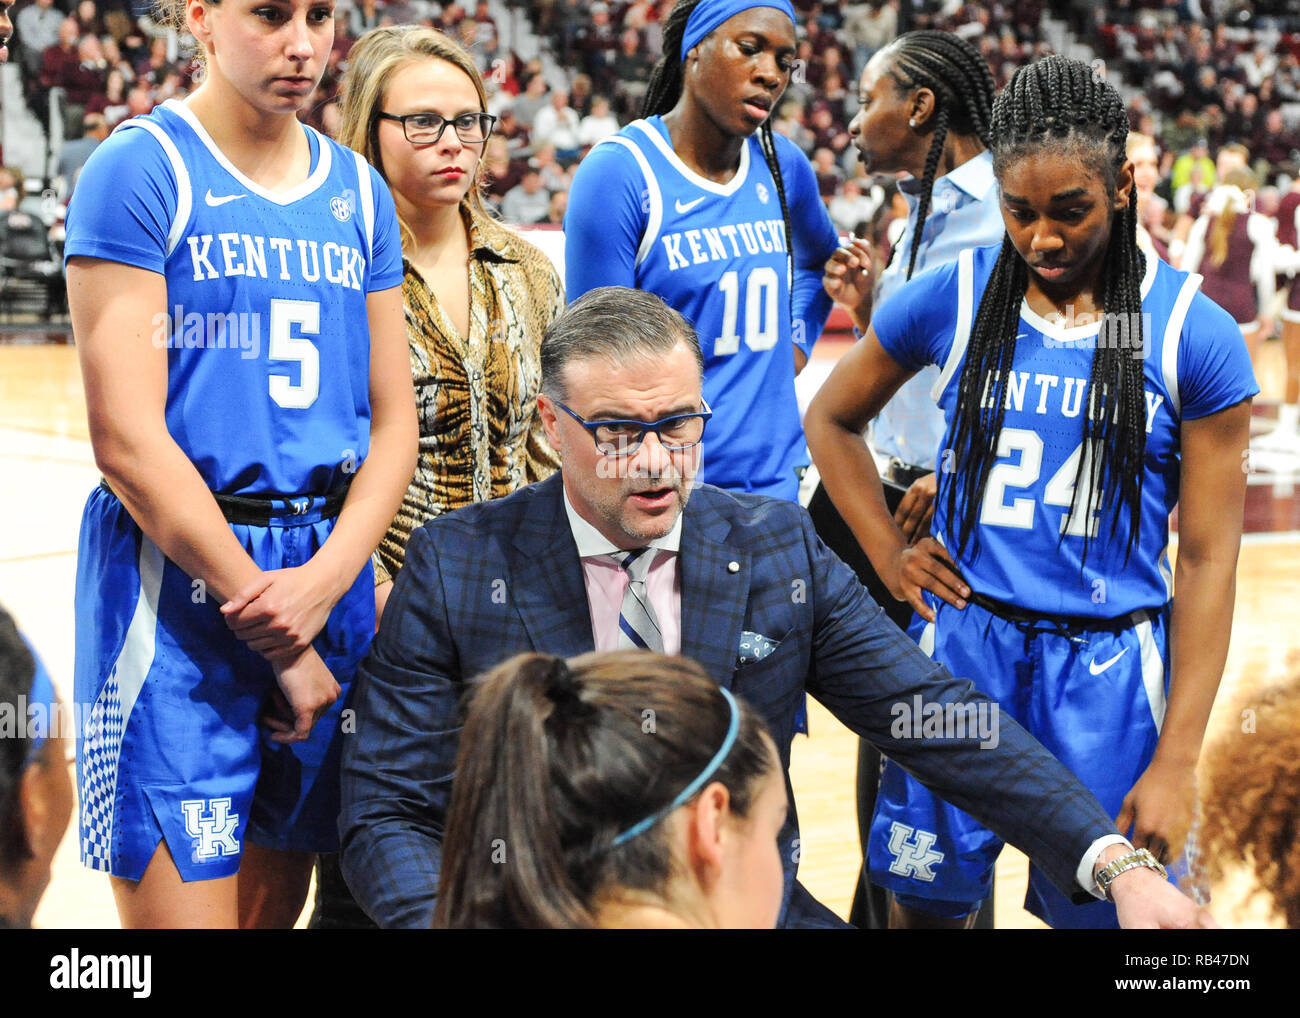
[23,639,56,769]
[611,686,741,847]
[680,0,797,62]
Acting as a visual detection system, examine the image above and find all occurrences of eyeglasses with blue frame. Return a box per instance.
[554,398,713,457]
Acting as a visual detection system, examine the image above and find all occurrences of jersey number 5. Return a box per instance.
[979,427,1101,537]
[715,267,779,355]
[268,298,320,410]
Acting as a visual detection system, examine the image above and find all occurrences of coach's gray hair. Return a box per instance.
[541,287,705,399]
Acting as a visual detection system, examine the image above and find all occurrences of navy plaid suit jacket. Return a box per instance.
[339,473,1116,928]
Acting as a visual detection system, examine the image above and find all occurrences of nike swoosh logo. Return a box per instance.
[675,196,705,213]
[205,189,248,207]
[1089,646,1130,675]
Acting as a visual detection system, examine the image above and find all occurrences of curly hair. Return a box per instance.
[1199,678,1300,928]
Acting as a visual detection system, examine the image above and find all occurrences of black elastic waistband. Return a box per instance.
[967,589,1152,637]
[99,479,348,526]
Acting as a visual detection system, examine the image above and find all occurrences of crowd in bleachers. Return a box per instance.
[8,0,1300,319]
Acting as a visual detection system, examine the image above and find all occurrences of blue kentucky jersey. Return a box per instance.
[566,116,838,499]
[64,99,403,497]
[873,243,1258,617]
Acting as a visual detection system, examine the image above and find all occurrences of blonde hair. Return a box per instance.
[1208,165,1259,269]
[338,26,493,250]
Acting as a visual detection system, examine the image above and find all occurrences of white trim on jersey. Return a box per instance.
[917,619,936,658]
[163,99,334,206]
[352,150,375,262]
[116,535,165,723]
[931,247,975,401]
[1157,544,1173,601]
[1160,273,1203,418]
[627,118,752,197]
[116,119,192,258]
[1019,241,1160,343]
[1135,614,1167,732]
[601,134,662,268]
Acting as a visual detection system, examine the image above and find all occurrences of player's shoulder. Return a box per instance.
[89,108,179,166]
[578,119,659,170]
[1147,255,1238,332]
[314,126,373,180]
[766,129,812,169]
[907,240,998,299]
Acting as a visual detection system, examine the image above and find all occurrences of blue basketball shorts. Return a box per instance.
[868,592,1173,929]
[74,485,375,882]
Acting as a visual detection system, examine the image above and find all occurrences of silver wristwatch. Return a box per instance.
[1095,847,1169,901]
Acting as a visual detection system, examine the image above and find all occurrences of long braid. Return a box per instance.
[643,0,797,336]
[906,105,949,281]
[874,30,996,281]
[946,55,1147,567]
[758,122,796,338]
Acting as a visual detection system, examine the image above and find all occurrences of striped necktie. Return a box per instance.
[612,548,662,653]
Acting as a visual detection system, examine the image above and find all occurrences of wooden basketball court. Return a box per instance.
[2,332,1292,928]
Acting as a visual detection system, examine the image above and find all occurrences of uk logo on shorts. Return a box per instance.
[181,798,241,862]
[886,821,944,881]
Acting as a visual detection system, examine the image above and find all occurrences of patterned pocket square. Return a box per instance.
[737,630,780,667]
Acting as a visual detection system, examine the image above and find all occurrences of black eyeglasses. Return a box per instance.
[555,399,713,457]
[377,111,496,145]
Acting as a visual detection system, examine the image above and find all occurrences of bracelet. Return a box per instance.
[1095,847,1169,902]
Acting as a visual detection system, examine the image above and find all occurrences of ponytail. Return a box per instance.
[434,651,775,929]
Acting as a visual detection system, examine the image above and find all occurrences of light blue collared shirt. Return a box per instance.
[870,150,1004,469]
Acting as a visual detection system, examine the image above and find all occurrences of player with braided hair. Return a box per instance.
[564,0,839,502]
[808,56,1257,928]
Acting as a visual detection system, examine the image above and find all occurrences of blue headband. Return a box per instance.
[22,638,56,769]
[611,686,741,847]
[680,0,797,62]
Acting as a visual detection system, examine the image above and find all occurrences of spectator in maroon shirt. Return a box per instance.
[576,1,618,91]
[496,105,532,159]
[1253,109,1300,173]
[38,17,79,92]
[812,146,842,202]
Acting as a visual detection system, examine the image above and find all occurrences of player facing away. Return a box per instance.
[564,0,840,503]
[806,56,1257,928]
[63,0,417,928]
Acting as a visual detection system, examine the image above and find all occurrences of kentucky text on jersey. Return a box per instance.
[976,369,1167,434]
[658,218,789,270]
[184,233,366,289]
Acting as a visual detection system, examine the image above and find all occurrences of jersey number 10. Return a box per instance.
[715,267,780,355]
